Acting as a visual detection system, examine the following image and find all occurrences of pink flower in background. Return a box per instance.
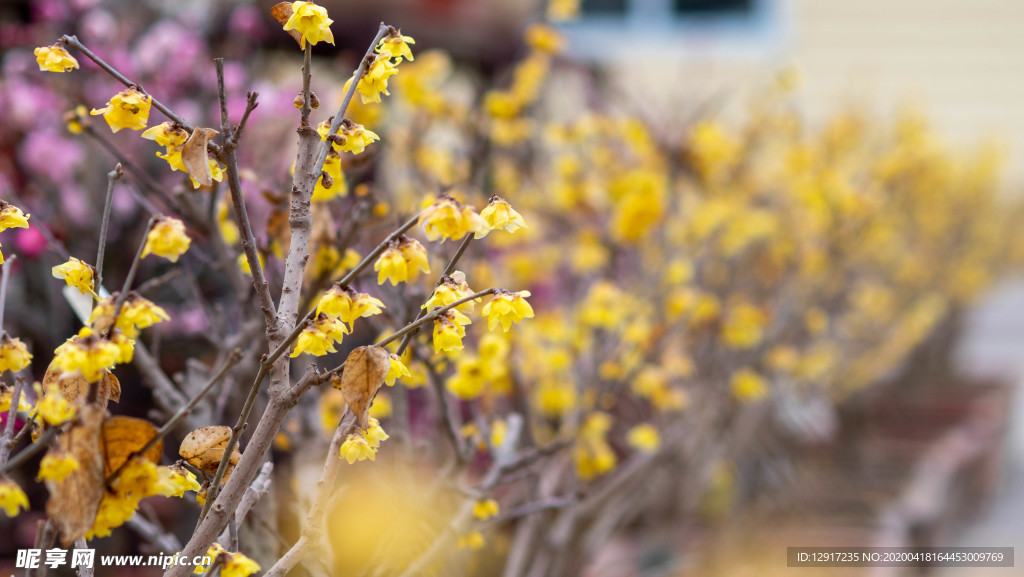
[13,227,47,259]
[19,130,84,184]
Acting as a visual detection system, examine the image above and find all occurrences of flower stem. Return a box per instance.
[95,164,123,300]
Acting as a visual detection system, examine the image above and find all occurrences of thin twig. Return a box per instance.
[105,350,242,485]
[61,35,193,131]
[0,254,16,330]
[105,217,156,343]
[215,60,277,328]
[2,426,58,474]
[0,376,27,466]
[95,164,123,298]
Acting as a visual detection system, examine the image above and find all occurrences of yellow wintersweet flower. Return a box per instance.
[399,237,430,276]
[89,294,170,338]
[142,217,191,262]
[525,24,564,54]
[481,196,527,234]
[419,196,485,242]
[189,157,226,190]
[482,290,534,332]
[0,201,30,232]
[344,51,401,104]
[423,271,478,313]
[141,122,189,172]
[472,499,500,521]
[374,246,408,285]
[433,313,468,353]
[721,302,766,349]
[153,465,201,498]
[315,285,386,328]
[335,122,380,155]
[52,257,96,297]
[384,353,411,386]
[110,331,135,364]
[312,152,347,201]
[378,31,415,61]
[34,44,79,72]
[547,0,580,21]
[283,1,335,48]
[446,357,486,399]
[34,382,77,426]
[0,385,31,414]
[221,551,261,577]
[626,424,661,454]
[0,335,32,374]
[363,417,389,449]
[291,321,337,358]
[53,333,120,383]
[730,368,768,403]
[0,477,29,517]
[458,531,486,550]
[339,433,376,464]
[37,451,79,482]
[90,87,152,133]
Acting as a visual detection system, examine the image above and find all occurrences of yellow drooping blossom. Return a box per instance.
[524,24,564,54]
[282,1,335,48]
[575,412,617,480]
[433,309,471,353]
[90,87,152,132]
[312,152,347,201]
[319,120,381,155]
[340,433,376,464]
[446,356,487,399]
[419,196,490,242]
[482,290,534,332]
[363,417,389,448]
[87,458,159,539]
[37,451,79,482]
[378,30,415,61]
[34,44,79,72]
[142,217,191,262]
[141,121,189,172]
[374,245,409,285]
[345,50,401,105]
[458,531,486,550]
[481,195,527,234]
[626,424,661,453]
[53,332,121,383]
[472,499,500,521]
[89,293,170,338]
[0,201,30,232]
[153,465,201,498]
[315,285,386,328]
[423,270,475,310]
[51,257,96,296]
[0,335,32,374]
[0,477,29,517]
[291,313,349,357]
[384,353,411,386]
[35,382,77,426]
[730,368,768,403]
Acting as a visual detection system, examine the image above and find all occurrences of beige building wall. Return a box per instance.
[790,0,1024,187]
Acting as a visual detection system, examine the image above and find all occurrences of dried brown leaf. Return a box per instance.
[179,425,240,481]
[43,362,120,409]
[45,405,105,546]
[181,127,219,188]
[100,416,162,476]
[336,346,390,430]
[270,2,304,46]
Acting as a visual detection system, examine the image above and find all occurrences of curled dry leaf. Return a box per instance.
[100,416,163,476]
[335,346,390,430]
[270,2,304,46]
[181,127,220,188]
[179,425,241,481]
[43,360,120,409]
[45,405,105,546]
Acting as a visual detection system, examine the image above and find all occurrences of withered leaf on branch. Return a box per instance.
[45,405,105,547]
[43,361,120,409]
[270,2,304,46]
[100,416,163,476]
[335,346,390,430]
[181,127,220,188]
[179,425,241,481]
